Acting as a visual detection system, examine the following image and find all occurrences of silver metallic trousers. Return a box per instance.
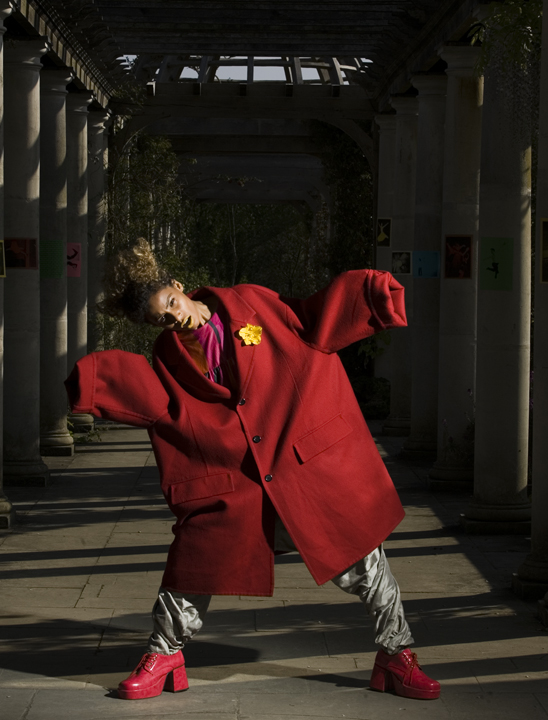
[148,519,413,656]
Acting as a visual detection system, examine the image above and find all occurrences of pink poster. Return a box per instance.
[67,243,81,277]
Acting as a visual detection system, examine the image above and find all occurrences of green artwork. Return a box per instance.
[479,237,513,291]
[40,240,65,279]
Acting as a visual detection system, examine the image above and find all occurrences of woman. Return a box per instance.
[66,239,440,701]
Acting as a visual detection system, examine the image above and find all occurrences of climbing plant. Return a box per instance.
[308,120,375,275]
[471,0,542,74]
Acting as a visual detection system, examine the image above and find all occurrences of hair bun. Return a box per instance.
[98,238,171,321]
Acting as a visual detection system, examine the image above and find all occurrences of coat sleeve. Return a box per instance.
[65,350,170,428]
[282,269,407,353]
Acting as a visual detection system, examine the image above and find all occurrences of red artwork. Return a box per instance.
[67,243,81,277]
[5,238,38,269]
[445,235,472,279]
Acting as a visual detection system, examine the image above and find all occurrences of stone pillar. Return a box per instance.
[430,46,483,483]
[462,56,532,532]
[374,115,397,384]
[516,0,548,615]
[4,39,49,486]
[0,3,13,525]
[39,69,74,456]
[87,111,110,353]
[67,92,94,432]
[382,97,418,436]
[403,75,447,456]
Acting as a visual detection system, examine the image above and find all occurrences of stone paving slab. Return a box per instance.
[1,427,547,720]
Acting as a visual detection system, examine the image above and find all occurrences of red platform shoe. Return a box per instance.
[117,650,189,700]
[370,648,440,700]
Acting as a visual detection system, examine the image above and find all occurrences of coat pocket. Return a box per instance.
[293,414,353,464]
[168,472,234,505]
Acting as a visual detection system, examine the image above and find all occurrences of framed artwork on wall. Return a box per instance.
[444,235,472,279]
[5,238,38,269]
[391,251,411,274]
[377,218,391,247]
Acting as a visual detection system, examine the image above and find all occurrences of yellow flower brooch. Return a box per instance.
[238,324,262,345]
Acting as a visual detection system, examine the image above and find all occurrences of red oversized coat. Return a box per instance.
[65,270,407,596]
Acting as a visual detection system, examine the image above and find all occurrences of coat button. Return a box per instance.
[253,435,262,443]
[238,398,246,406]
[264,474,273,482]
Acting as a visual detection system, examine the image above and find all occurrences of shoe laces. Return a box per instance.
[402,650,419,669]
[138,653,158,673]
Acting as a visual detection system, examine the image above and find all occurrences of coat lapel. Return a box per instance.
[161,286,260,401]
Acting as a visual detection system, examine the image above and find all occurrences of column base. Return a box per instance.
[400,436,437,460]
[517,554,548,581]
[428,477,474,493]
[0,492,16,528]
[460,504,531,534]
[539,595,548,628]
[4,460,49,487]
[69,413,95,433]
[428,462,473,482]
[40,431,74,457]
[464,500,531,522]
[512,574,548,601]
[381,417,411,437]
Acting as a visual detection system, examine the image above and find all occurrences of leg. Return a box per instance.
[148,589,212,655]
[118,589,212,700]
[332,547,440,700]
[330,545,413,654]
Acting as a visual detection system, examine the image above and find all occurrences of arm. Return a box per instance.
[65,350,170,428]
[283,269,407,353]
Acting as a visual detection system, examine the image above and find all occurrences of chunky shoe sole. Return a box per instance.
[118,663,189,700]
[370,662,440,700]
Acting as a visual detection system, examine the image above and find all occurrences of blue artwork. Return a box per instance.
[412,251,440,278]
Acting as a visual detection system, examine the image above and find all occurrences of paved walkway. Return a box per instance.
[1,425,547,720]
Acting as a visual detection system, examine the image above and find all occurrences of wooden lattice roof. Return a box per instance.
[45,0,483,107]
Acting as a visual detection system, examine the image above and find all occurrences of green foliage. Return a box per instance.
[357,331,391,368]
[67,419,104,444]
[103,121,377,389]
[183,203,326,298]
[308,120,374,275]
[471,0,542,74]
[108,133,188,251]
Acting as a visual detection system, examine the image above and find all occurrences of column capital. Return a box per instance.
[0,1,13,31]
[375,113,397,133]
[40,68,74,95]
[88,110,112,134]
[411,73,448,96]
[439,45,482,77]
[389,96,419,115]
[67,91,93,115]
[4,37,49,68]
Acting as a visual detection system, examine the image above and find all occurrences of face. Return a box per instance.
[146,280,201,331]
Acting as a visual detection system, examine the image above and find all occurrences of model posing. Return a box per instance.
[65,239,440,702]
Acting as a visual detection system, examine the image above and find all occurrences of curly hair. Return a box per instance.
[98,238,173,324]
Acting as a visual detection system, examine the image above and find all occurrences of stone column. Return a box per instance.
[0,3,13,525]
[4,39,49,485]
[39,69,74,456]
[516,0,548,616]
[67,92,94,432]
[87,111,110,353]
[430,46,483,483]
[403,75,447,456]
[374,115,397,384]
[382,97,418,436]
[462,56,532,532]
